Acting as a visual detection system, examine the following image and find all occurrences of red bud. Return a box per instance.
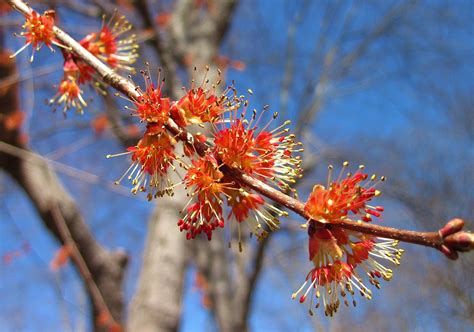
[438,218,465,238]
[440,244,459,260]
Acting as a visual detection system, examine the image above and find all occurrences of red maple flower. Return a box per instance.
[49,59,87,113]
[293,222,402,316]
[305,163,384,224]
[178,197,224,240]
[129,70,171,125]
[214,115,302,191]
[79,14,138,71]
[11,10,60,62]
[225,184,287,245]
[294,164,403,316]
[178,155,227,240]
[171,87,225,126]
[108,124,177,199]
[184,155,225,197]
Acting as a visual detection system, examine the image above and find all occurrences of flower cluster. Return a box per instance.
[49,56,87,113]
[10,10,60,62]
[12,8,138,114]
[79,13,138,76]
[110,68,303,246]
[292,163,403,316]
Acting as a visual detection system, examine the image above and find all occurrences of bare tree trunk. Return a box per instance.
[127,190,189,332]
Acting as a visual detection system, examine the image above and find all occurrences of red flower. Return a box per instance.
[184,155,225,197]
[171,87,225,126]
[49,59,87,113]
[293,223,402,316]
[305,163,384,224]
[108,125,177,200]
[214,116,302,191]
[225,185,286,245]
[178,198,224,241]
[129,70,171,125]
[294,164,403,316]
[79,14,138,71]
[11,10,60,62]
[178,155,227,240]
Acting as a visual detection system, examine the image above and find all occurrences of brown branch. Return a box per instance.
[49,205,119,329]
[6,0,472,260]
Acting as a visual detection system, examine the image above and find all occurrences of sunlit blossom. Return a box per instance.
[293,223,402,316]
[172,87,225,125]
[107,125,178,200]
[170,67,238,127]
[126,69,171,124]
[80,13,138,71]
[226,186,287,247]
[178,155,227,240]
[305,162,384,224]
[214,110,303,192]
[293,164,403,316]
[49,59,87,113]
[10,10,62,62]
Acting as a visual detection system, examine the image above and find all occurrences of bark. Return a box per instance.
[127,189,189,332]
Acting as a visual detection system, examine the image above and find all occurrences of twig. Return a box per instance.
[0,141,133,196]
[50,205,118,328]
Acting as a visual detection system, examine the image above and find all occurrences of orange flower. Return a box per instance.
[305,163,384,224]
[11,10,60,62]
[108,125,177,200]
[293,223,402,316]
[49,59,87,114]
[294,164,403,316]
[178,156,227,240]
[225,185,286,245]
[214,116,302,191]
[129,70,170,125]
[178,198,224,240]
[80,14,138,71]
[172,87,225,125]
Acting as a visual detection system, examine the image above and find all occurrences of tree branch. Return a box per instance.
[7,0,471,260]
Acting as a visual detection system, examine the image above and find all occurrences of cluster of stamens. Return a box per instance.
[293,162,404,316]
[109,67,302,246]
[49,56,87,114]
[79,12,138,72]
[10,10,61,62]
[12,8,138,114]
